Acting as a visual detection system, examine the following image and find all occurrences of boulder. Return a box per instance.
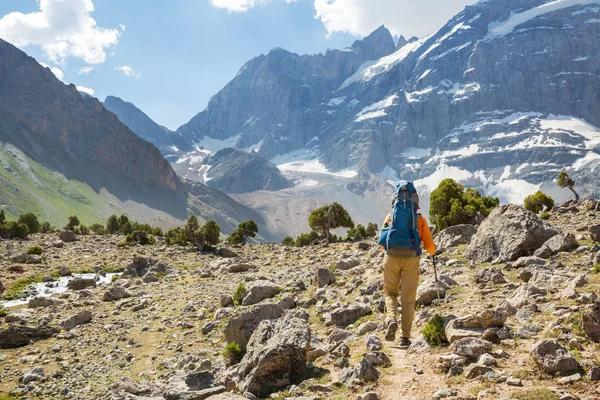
[445,302,515,343]
[534,233,579,258]
[58,265,71,276]
[415,275,457,306]
[218,247,238,258]
[67,278,96,291]
[435,224,477,251]
[143,272,159,283]
[334,258,360,271]
[324,303,372,327]
[450,337,492,359]
[313,267,335,288]
[28,297,64,308]
[61,310,93,331]
[103,285,133,302]
[227,264,256,273]
[591,225,600,242]
[242,280,280,306]
[224,303,284,351]
[465,205,559,263]
[20,366,44,384]
[339,357,380,385]
[59,230,77,242]
[464,364,493,379]
[164,370,226,400]
[531,339,580,375]
[0,280,4,293]
[237,316,311,397]
[474,267,506,285]
[0,324,60,348]
[123,257,169,277]
[582,301,600,343]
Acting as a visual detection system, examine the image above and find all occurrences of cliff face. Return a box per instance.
[171,0,600,201]
[0,39,180,192]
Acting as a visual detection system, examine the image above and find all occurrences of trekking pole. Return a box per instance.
[432,254,441,303]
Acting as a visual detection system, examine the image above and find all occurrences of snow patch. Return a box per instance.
[355,94,398,121]
[414,164,473,193]
[539,115,600,148]
[194,134,241,153]
[339,37,429,90]
[328,97,345,106]
[376,165,400,183]
[573,152,600,170]
[486,0,600,39]
[402,147,432,159]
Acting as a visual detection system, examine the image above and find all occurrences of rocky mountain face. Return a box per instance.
[0,39,179,192]
[0,38,272,238]
[203,148,292,194]
[172,0,600,204]
[103,96,192,160]
[1,201,600,399]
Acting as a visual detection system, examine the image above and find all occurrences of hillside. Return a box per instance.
[1,201,599,399]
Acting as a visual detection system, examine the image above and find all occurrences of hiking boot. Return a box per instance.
[399,337,411,348]
[384,321,398,341]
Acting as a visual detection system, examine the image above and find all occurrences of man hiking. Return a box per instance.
[378,181,435,347]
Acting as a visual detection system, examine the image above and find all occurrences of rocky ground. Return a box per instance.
[1,201,600,400]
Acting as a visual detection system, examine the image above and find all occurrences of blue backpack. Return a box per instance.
[378,181,422,255]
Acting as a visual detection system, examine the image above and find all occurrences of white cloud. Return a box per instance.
[119,23,126,31]
[39,62,64,81]
[76,85,95,95]
[210,0,297,13]
[313,0,477,37]
[78,66,94,75]
[0,0,120,65]
[115,65,141,79]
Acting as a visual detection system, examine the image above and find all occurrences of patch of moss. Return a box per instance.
[512,387,559,400]
[2,275,42,300]
[26,245,43,255]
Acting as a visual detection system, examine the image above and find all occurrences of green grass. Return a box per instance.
[0,307,8,318]
[0,395,19,400]
[222,341,243,366]
[155,272,166,278]
[593,264,600,274]
[2,275,42,300]
[102,266,125,273]
[512,387,559,400]
[26,245,43,255]
[422,314,445,346]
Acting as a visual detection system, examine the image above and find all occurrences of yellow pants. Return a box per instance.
[383,254,420,338]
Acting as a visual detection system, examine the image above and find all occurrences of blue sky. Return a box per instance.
[0,0,475,130]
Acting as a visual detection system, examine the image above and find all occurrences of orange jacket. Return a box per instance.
[382,213,436,256]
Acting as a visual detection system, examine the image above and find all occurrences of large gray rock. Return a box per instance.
[237,316,311,397]
[67,278,96,291]
[465,205,559,263]
[224,303,284,351]
[313,267,335,288]
[589,225,600,242]
[123,257,169,278]
[450,337,492,359]
[435,224,477,251]
[59,230,77,242]
[164,370,226,400]
[582,301,600,343]
[61,310,93,331]
[324,303,372,327]
[534,233,579,258]
[474,267,506,285]
[242,280,281,306]
[103,285,133,302]
[415,275,457,306]
[0,324,60,348]
[531,339,580,376]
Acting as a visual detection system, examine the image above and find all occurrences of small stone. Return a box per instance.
[589,366,600,381]
[506,377,522,386]
[558,373,582,384]
[433,388,458,399]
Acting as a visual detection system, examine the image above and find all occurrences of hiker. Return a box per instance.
[378,181,435,347]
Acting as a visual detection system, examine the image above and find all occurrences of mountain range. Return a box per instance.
[122,0,600,213]
[1,0,599,240]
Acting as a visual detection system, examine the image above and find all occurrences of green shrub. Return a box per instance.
[233,283,247,306]
[151,227,163,237]
[26,245,43,255]
[281,236,295,246]
[89,223,106,235]
[0,221,29,239]
[111,275,120,282]
[223,341,244,366]
[0,209,5,224]
[18,213,40,234]
[346,224,367,241]
[125,231,156,245]
[295,231,320,247]
[201,220,221,245]
[228,220,258,245]
[65,215,80,231]
[120,221,133,235]
[593,264,600,274]
[430,179,499,231]
[40,221,52,233]
[540,211,551,220]
[116,241,129,248]
[422,314,445,346]
[524,191,555,214]
[79,225,90,235]
[557,171,579,202]
[0,305,8,318]
[106,215,120,234]
[155,271,166,278]
[366,222,378,237]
